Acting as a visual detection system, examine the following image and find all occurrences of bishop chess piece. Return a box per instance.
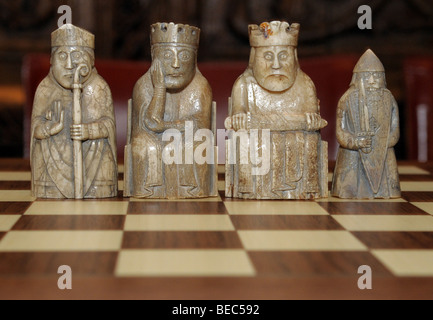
[331,49,401,199]
[225,21,329,200]
[124,22,218,199]
[31,24,118,199]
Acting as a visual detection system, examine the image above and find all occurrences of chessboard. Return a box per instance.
[0,158,433,300]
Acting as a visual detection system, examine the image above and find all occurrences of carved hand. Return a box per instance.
[230,113,248,131]
[306,113,327,131]
[356,136,372,149]
[70,123,89,141]
[45,101,64,136]
[151,59,166,89]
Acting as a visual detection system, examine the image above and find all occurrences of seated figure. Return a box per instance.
[225,21,328,200]
[124,22,218,199]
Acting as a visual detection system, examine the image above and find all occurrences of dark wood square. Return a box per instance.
[0,252,118,275]
[248,251,392,276]
[352,232,433,249]
[12,215,126,230]
[127,201,227,215]
[122,231,243,249]
[230,215,344,230]
[0,202,32,215]
[319,202,429,215]
[0,181,31,190]
[402,192,433,202]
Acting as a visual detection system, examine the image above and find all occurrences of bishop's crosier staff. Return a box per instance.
[72,64,89,199]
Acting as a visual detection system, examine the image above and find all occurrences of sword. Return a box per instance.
[72,64,90,199]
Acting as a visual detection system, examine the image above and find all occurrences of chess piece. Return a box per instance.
[31,24,117,199]
[225,21,328,200]
[331,49,401,199]
[124,22,218,199]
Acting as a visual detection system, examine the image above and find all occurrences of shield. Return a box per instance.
[358,92,392,194]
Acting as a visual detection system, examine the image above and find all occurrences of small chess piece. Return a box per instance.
[225,21,328,200]
[331,49,401,199]
[124,22,218,199]
[30,24,118,199]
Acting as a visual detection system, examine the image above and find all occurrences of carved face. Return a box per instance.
[153,44,197,90]
[51,46,93,89]
[360,72,386,91]
[252,45,298,92]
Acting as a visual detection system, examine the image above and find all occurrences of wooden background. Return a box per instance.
[0,0,432,158]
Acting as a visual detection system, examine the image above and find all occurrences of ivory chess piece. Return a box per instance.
[225,21,328,200]
[331,49,401,199]
[31,24,117,199]
[124,22,218,199]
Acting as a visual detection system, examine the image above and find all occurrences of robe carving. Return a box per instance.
[31,70,117,199]
[331,86,401,199]
[124,69,217,199]
[226,68,328,199]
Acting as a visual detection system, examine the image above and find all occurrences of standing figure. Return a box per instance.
[331,49,401,199]
[124,22,217,199]
[225,21,328,200]
[31,24,117,199]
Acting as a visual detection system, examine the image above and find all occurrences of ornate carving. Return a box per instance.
[225,21,328,200]
[331,50,401,199]
[124,22,218,199]
[31,24,118,199]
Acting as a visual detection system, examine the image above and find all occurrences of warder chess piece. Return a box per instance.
[225,21,328,199]
[124,22,218,199]
[31,24,118,199]
[331,49,401,199]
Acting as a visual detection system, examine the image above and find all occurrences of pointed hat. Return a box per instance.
[51,24,95,49]
[353,49,385,73]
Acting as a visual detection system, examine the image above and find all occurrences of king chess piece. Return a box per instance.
[331,49,401,199]
[30,24,118,199]
[124,22,218,199]
[225,21,329,200]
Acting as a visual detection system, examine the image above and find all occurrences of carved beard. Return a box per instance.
[254,70,298,92]
[366,89,384,105]
[364,89,384,133]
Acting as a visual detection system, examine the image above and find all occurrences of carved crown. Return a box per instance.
[51,24,95,49]
[150,22,200,48]
[249,21,300,47]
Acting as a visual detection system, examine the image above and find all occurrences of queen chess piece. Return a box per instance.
[124,22,218,199]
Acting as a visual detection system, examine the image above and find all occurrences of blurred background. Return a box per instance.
[0,0,432,161]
